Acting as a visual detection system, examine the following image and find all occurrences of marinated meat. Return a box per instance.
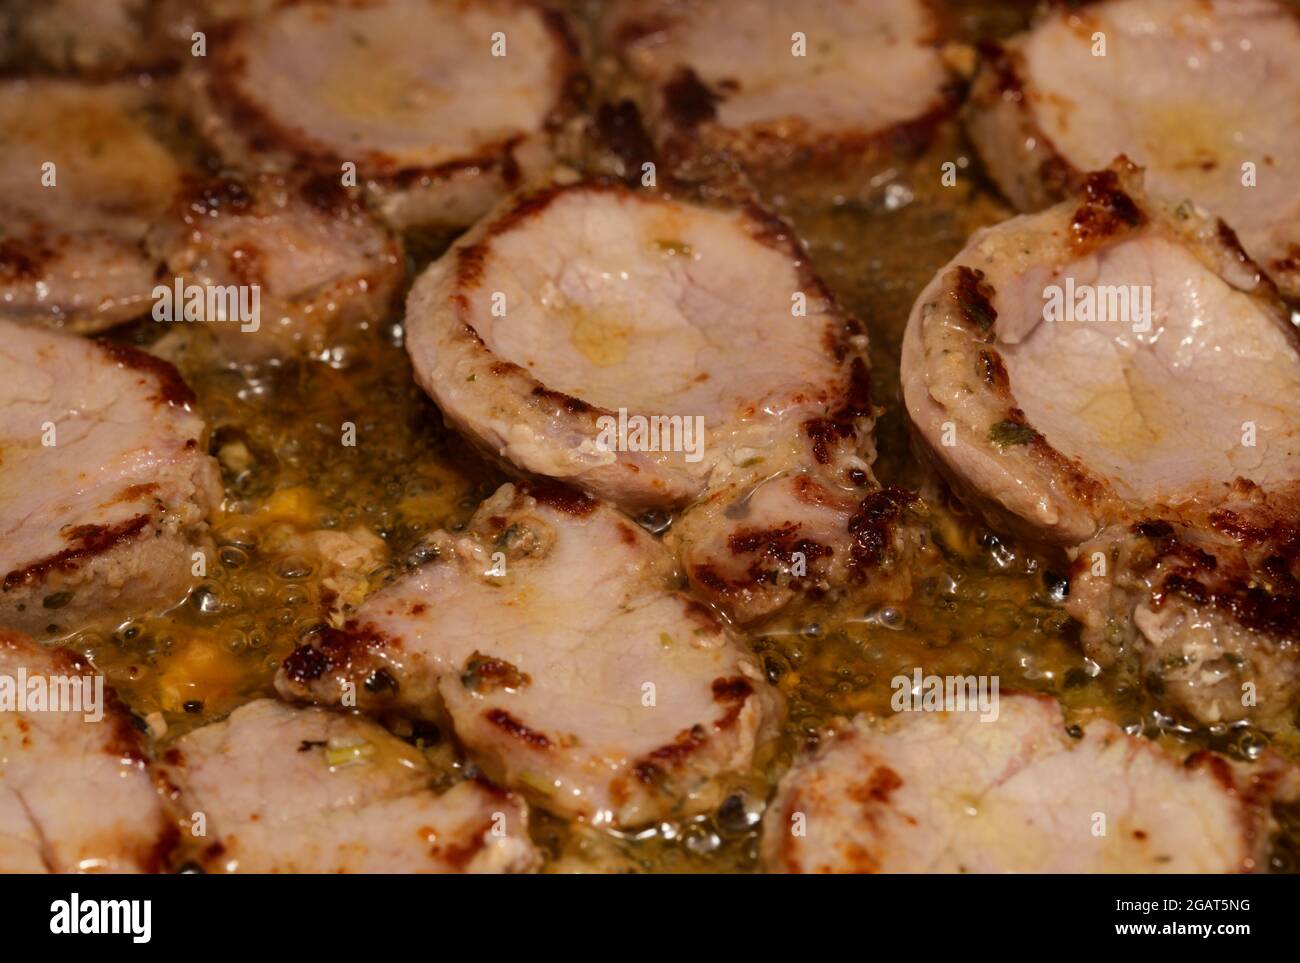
[0,78,182,331]
[183,0,577,231]
[276,481,780,827]
[605,0,951,168]
[147,173,404,360]
[403,181,872,512]
[0,320,221,635]
[1069,483,1300,728]
[158,698,540,873]
[901,162,1300,547]
[763,693,1296,873]
[0,630,172,873]
[967,0,1300,297]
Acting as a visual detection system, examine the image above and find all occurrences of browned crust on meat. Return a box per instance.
[966,39,1081,211]
[682,598,721,631]
[846,487,917,572]
[1213,218,1288,309]
[950,266,998,337]
[280,621,398,684]
[728,524,834,566]
[1070,168,1146,250]
[95,342,198,408]
[1131,510,1300,640]
[2,515,152,592]
[848,764,904,806]
[517,478,598,517]
[801,356,875,464]
[484,708,551,750]
[711,675,753,705]
[977,348,1011,395]
[461,652,531,693]
[0,233,58,282]
[632,724,708,785]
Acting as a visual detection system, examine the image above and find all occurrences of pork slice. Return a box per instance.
[276,481,780,827]
[147,173,403,361]
[158,698,540,873]
[0,320,222,636]
[184,0,576,231]
[0,630,172,872]
[901,161,1300,547]
[605,0,951,167]
[1069,483,1300,729]
[0,78,182,331]
[763,693,1296,873]
[967,0,1300,298]
[404,180,873,513]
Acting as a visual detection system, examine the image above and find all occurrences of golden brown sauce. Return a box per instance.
[45,0,1298,872]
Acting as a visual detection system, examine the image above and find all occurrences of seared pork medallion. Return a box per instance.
[967,0,1300,298]
[147,173,404,360]
[1069,484,1300,728]
[604,0,952,168]
[183,0,578,231]
[0,320,221,635]
[0,78,182,331]
[405,180,870,509]
[902,162,1300,547]
[2,0,1298,877]
[902,163,1300,729]
[404,179,907,623]
[763,694,1297,873]
[276,481,779,827]
[158,699,540,873]
[0,631,172,873]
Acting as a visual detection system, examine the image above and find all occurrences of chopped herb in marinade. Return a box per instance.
[988,420,1037,447]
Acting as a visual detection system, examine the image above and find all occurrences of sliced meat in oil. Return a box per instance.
[276,481,780,828]
[404,181,873,513]
[763,693,1296,873]
[0,78,183,331]
[967,0,1300,297]
[0,630,172,872]
[183,0,577,231]
[0,320,222,636]
[605,0,952,168]
[1069,484,1300,729]
[147,173,404,361]
[901,162,1300,547]
[158,698,540,873]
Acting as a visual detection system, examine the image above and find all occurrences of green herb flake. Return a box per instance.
[988,420,1037,447]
